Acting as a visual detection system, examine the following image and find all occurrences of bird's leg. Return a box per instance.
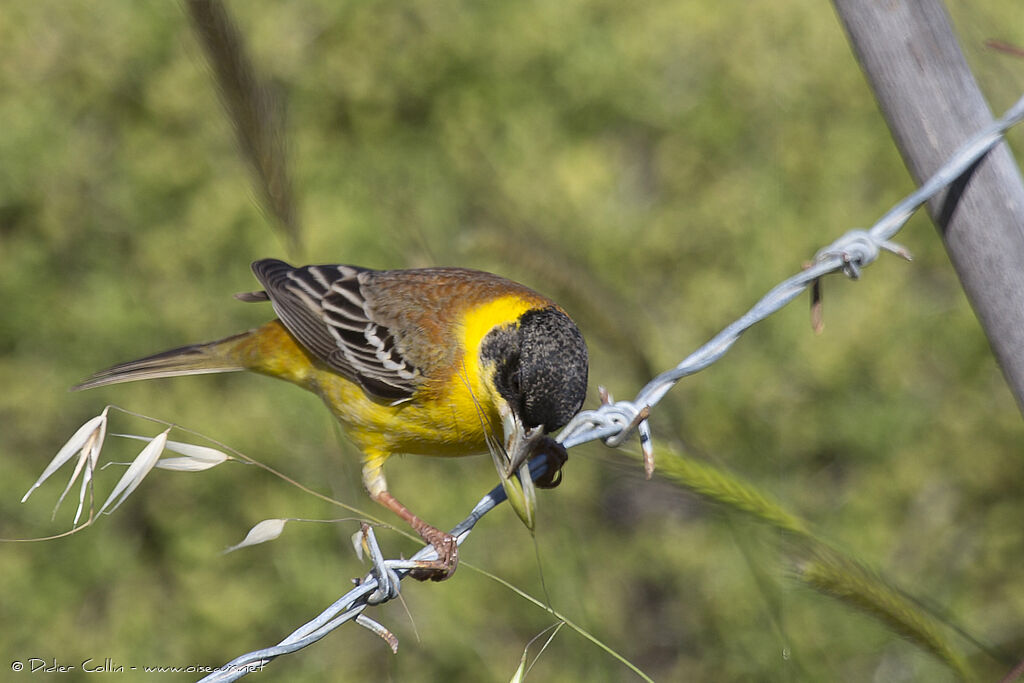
[362,458,458,580]
[371,490,459,581]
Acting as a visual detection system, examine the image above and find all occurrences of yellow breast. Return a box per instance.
[304,295,540,462]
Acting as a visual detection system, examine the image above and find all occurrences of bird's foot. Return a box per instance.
[408,521,459,582]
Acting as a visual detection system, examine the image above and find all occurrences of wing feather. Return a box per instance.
[250,259,420,401]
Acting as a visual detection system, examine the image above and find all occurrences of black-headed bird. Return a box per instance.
[75,259,589,579]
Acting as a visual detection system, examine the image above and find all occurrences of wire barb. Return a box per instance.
[355,614,399,654]
[358,524,401,605]
[814,229,912,280]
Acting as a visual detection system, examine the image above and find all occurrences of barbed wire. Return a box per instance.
[559,92,1024,470]
[197,455,553,682]
[198,92,1024,681]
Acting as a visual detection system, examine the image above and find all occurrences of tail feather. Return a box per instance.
[72,332,252,391]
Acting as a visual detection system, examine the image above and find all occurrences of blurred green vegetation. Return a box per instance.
[2,1,1023,681]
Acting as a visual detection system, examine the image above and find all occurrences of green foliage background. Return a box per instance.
[2,1,1023,680]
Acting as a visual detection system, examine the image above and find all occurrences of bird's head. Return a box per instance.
[480,305,588,505]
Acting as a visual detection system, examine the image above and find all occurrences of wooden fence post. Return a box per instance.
[833,0,1024,413]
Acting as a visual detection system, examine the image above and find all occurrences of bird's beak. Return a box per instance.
[493,403,542,530]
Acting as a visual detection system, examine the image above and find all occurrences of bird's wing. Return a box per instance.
[249,259,421,401]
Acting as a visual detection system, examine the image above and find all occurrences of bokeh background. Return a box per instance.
[2,1,1023,681]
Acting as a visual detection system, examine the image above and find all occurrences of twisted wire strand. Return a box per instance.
[198,456,548,682]
[198,92,1024,681]
[558,93,1024,462]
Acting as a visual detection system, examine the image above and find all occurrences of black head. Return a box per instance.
[482,306,589,432]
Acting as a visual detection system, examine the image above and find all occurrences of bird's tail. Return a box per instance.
[72,330,257,391]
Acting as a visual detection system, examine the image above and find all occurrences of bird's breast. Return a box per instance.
[314,294,543,460]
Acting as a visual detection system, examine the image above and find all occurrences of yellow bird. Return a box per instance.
[75,259,589,579]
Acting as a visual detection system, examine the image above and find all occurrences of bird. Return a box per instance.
[74,258,589,580]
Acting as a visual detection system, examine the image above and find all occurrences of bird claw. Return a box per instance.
[408,522,459,582]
